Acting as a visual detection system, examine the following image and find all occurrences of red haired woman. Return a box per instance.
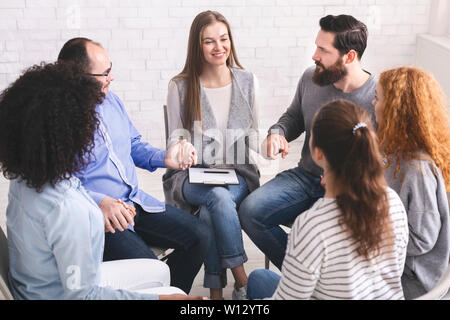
[374,66,450,299]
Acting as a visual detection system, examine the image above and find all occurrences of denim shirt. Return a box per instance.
[78,91,166,213]
[6,177,158,300]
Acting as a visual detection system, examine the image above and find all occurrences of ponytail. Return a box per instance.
[311,99,393,259]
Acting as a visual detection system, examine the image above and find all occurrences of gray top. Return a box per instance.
[384,155,450,299]
[269,66,377,178]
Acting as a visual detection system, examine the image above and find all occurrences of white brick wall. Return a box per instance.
[0,0,432,149]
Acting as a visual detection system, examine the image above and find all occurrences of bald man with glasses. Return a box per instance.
[57,38,211,294]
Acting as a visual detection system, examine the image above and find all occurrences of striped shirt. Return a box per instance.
[272,187,409,300]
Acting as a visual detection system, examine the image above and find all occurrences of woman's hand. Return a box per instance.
[164,139,198,170]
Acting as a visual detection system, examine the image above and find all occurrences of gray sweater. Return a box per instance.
[269,66,377,178]
[384,155,450,299]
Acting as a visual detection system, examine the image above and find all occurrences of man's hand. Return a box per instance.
[262,134,290,160]
[164,139,197,170]
[158,294,209,300]
[99,196,136,233]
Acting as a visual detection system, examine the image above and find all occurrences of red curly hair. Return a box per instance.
[377,66,450,191]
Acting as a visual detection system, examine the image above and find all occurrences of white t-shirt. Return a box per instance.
[272,187,409,300]
[166,74,260,154]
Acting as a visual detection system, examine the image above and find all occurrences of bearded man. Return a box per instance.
[238,14,377,270]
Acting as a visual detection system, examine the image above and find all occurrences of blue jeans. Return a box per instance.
[103,203,211,294]
[182,174,249,289]
[238,167,324,270]
[247,269,281,300]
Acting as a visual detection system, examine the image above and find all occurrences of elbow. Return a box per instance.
[407,233,437,256]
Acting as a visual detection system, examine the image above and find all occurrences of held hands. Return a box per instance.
[99,196,136,233]
[164,139,197,170]
[262,134,290,160]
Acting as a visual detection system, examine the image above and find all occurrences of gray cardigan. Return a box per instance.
[162,68,260,214]
[384,154,450,299]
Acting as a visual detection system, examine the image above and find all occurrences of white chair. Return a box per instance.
[0,227,13,300]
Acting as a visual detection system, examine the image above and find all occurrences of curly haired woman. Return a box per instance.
[374,66,450,299]
[0,62,202,300]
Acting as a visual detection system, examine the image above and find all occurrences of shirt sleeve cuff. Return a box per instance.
[268,125,286,137]
[149,150,167,170]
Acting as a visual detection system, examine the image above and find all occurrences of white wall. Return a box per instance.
[0,0,432,149]
[415,0,450,105]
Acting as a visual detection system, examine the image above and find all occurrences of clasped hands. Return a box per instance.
[164,139,198,170]
[100,140,196,233]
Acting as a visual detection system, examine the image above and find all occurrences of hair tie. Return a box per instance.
[352,122,367,135]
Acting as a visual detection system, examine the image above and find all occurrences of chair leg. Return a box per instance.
[265,255,270,269]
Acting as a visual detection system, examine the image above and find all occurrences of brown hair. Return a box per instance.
[377,66,450,191]
[319,14,368,60]
[311,99,393,259]
[174,10,242,131]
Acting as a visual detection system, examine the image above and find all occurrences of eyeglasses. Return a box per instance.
[86,62,112,79]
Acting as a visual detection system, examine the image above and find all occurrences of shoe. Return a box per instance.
[232,285,248,300]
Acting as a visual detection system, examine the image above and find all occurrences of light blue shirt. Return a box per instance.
[6,177,158,300]
[78,91,166,213]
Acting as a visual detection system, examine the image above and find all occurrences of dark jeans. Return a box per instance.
[103,203,211,294]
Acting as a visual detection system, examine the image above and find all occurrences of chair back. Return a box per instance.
[163,104,169,149]
[0,227,13,300]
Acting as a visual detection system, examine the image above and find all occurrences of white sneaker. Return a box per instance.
[232,285,248,300]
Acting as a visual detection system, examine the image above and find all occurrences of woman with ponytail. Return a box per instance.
[247,99,409,300]
[374,66,450,299]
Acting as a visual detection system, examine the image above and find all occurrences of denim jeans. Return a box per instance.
[238,167,324,270]
[182,174,249,289]
[247,269,281,300]
[103,203,211,294]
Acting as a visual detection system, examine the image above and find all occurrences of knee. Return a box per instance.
[205,187,235,209]
[238,192,263,225]
[247,269,275,299]
[248,269,266,282]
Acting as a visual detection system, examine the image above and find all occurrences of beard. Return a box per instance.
[312,58,348,86]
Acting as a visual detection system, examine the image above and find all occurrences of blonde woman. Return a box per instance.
[374,66,450,299]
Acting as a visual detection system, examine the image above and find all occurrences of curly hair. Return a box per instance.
[312,99,393,260]
[0,62,104,192]
[377,66,450,191]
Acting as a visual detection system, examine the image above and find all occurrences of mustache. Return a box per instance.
[315,61,325,68]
